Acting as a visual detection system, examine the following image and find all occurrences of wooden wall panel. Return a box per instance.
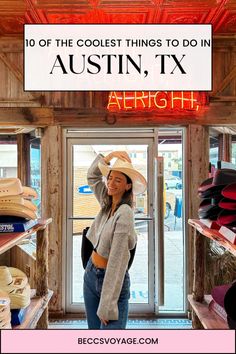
[41,125,63,315]
[187,125,209,305]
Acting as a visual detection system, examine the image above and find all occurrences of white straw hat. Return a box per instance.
[98,158,147,195]
[0,266,28,290]
[0,290,11,327]
[0,178,23,197]
[0,196,37,211]
[0,203,37,220]
[8,283,31,309]
[0,267,31,310]
[22,186,38,199]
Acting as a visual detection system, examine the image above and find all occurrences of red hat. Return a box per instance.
[219,198,236,210]
[217,209,236,226]
[211,282,236,329]
[222,182,236,200]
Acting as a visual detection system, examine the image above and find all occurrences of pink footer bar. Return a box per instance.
[1,329,235,353]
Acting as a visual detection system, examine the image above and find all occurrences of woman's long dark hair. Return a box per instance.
[103,171,133,212]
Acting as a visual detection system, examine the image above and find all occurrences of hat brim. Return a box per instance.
[9,283,31,309]
[0,197,37,212]
[222,183,236,200]
[217,210,236,226]
[22,186,38,199]
[198,177,214,192]
[219,198,236,210]
[0,267,28,290]
[0,203,37,220]
[98,161,147,195]
[224,282,236,321]
[198,205,221,220]
[211,284,231,308]
[0,178,23,197]
[198,187,224,199]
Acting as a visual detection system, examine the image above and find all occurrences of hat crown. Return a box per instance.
[0,266,13,286]
[213,168,236,186]
[111,158,134,170]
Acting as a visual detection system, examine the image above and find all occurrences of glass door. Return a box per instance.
[65,134,155,314]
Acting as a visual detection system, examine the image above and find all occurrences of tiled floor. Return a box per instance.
[49,318,192,329]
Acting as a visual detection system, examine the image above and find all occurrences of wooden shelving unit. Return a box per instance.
[188,295,228,329]
[0,218,53,329]
[188,219,236,256]
[188,219,235,329]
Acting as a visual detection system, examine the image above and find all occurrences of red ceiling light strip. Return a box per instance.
[107,91,208,112]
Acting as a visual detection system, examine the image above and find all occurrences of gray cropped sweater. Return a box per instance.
[86,154,137,320]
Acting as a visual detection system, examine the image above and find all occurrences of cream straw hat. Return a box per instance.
[9,283,31,309]
[0,290,11,327]
[0,196,37,212]
[22,186,38,199]
[0,203,37,220]
[0,267,31,310]
[0,266,28,290]
[98,158,147,195]
[0,178,23,197]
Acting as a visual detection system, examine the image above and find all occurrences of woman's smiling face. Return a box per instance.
[107,171,131,198]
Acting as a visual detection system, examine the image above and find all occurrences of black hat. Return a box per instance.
[198,169,236,198]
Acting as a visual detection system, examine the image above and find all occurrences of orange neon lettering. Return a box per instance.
[154,91,168,109]
[107,91,121,110]
[134,91,146,109]
[123,92,133,109]
[107,91,205,112]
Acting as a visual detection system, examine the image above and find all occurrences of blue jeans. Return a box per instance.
[83,257,130,329]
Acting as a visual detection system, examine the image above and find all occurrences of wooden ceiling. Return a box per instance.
[0,0,236,37]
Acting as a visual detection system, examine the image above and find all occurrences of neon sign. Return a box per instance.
[107,91,207,112]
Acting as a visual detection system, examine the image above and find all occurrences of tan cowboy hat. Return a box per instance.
[0,203,37,220]
[0,178,23,197]
[0,266,28,290]
[0,290,11,324]
[98,158,147,195]
[0,267,31,310]
[8,283,31,309]
[0,196,37,212]
[22,186,38,199]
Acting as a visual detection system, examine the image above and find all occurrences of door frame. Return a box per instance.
[63,128,157,315]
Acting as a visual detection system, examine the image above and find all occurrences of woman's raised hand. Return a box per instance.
[104,151,131,164]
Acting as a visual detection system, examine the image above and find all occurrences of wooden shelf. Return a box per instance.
[0,218,52,255]
[0,218,53,329]
[188,219,236,256]
[13,289,53,329]
[188,295,228,329]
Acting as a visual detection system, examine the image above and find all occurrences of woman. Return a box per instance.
[83,151,147,329]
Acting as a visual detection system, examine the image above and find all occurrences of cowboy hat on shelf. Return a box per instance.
[0,203,37,220]
[0,196,37,212]
[0,178,38,199]
[0,266,28,290]
[217,209,236,227]
[211,282,236,329]
[198,169,236,198]
[98,158,147,195]
[222,182,236,201]
[0,290,11,329]
[0,178,23,197]
[219,198,236,210]
[0,266,31,310]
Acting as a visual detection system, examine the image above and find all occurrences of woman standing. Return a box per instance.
[83,151,147,329]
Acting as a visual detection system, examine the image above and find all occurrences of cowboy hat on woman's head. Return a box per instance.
[98,158,147,195]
